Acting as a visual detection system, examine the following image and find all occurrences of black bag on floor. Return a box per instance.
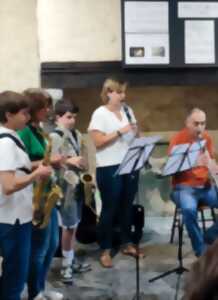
[76,197,97,244]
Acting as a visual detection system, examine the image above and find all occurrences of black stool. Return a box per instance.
[170,204,217,243]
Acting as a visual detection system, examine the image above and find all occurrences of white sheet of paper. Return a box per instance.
[118,149,140,175]
[117,136,161,175]
[170,143,189,155]
[163,154,184,176]
[124,1,169,65]
[135,144,154,170]
[163,140,207,175]
[125,33,169,65]
[189,140,206,152]
[185,20,215,64]
[130,136,161,149]
[125,1,169,33]
[178,2,218,19]
[181,152,200,171]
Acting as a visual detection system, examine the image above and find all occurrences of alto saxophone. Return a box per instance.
[61,134,95,208]
[32,132,63,228]
[78,137,95,206]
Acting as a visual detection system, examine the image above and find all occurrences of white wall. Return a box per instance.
[0,0,40,91]
[37,0,122,62]
[0,0,122,91]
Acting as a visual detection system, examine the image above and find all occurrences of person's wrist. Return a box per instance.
[117,130,122,137]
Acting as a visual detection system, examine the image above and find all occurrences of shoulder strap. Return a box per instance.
[0,133,27,153]
[69,130,80,155]
[53,129,64,137]
[53,128,80,155]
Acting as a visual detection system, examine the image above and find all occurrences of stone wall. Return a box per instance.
[65,85,218,133]
[0,0,39,91]
[37,0,121,62]
[65,85,218,216]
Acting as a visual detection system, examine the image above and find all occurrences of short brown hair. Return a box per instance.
[23,88,52,122]
[0,91,29,123]
[100,78,127,104]
[54,99,79,117]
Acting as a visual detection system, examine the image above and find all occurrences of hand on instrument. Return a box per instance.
[35,164,52,179]
[50,153,65,168]
[66,156,87,170]
[197,151,210,167]
[208,159,218,175]
[120,123,138,135]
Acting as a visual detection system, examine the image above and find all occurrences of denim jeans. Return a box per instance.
[171,184,218,256]
[28,208,59,300]
[96,165,139,250]
[0,220,32,300]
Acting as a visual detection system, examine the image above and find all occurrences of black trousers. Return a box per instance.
[96,164,139,250]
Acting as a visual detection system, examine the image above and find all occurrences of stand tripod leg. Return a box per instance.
[132,244,144,300]
[149,266,188,283]
[149,210,188,283]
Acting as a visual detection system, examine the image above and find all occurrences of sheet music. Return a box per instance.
[163,139,206,176]
[116,135,161,175]
[118,148,141,175]
[170,143,189,155]
[163,154,184,176]
[130,136,161,149]
[135,144,155,171]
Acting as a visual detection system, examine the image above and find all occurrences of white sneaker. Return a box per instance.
[33,292,47,300]
[60,265,73,284]
[43,290,64,300]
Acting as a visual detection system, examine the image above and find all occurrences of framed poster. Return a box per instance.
[122,0,218,68]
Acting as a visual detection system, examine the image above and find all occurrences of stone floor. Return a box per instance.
[41,217,197,300]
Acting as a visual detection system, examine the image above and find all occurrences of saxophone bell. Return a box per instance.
[80,173,95,206]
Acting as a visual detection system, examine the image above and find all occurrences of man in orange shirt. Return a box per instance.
[169,108,218,257]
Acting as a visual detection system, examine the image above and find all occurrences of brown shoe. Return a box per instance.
[122,245,145,258]
[100,251,113,268]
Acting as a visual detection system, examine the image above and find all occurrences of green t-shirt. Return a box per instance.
[18,125,46,161]
[18,125,53,194]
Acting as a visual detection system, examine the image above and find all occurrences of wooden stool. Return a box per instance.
[170,204,217,243]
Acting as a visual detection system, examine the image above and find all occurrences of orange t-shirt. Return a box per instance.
[168,128,214,187]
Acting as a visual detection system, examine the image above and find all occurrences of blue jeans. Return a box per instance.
[0,220,32,300]
[171,184,218,256]
[96,165,139,250]
[28,208,59,300]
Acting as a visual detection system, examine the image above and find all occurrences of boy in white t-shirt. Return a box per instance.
[0,91,51,300]
[50,100,91,284]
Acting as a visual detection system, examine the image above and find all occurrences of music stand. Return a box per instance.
[117,136,161,300]
[149,139,206,283]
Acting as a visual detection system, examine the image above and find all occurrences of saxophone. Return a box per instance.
[79,137,95,207]
[32,132,63,228]
[61,133,95,208]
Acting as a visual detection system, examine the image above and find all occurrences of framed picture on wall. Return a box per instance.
[121,0,218,68]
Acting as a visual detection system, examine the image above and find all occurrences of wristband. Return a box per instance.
[117,130,122,137]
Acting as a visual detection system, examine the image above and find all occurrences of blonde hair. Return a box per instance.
[100,78,127,104]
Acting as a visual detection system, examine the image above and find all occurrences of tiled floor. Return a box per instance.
[42,217,196,300]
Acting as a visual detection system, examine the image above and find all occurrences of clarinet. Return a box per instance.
[197,133,218,186]
[123,103,132,124]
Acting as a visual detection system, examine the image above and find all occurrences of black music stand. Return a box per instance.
[117,136,161,300]
[149,139,206,283]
